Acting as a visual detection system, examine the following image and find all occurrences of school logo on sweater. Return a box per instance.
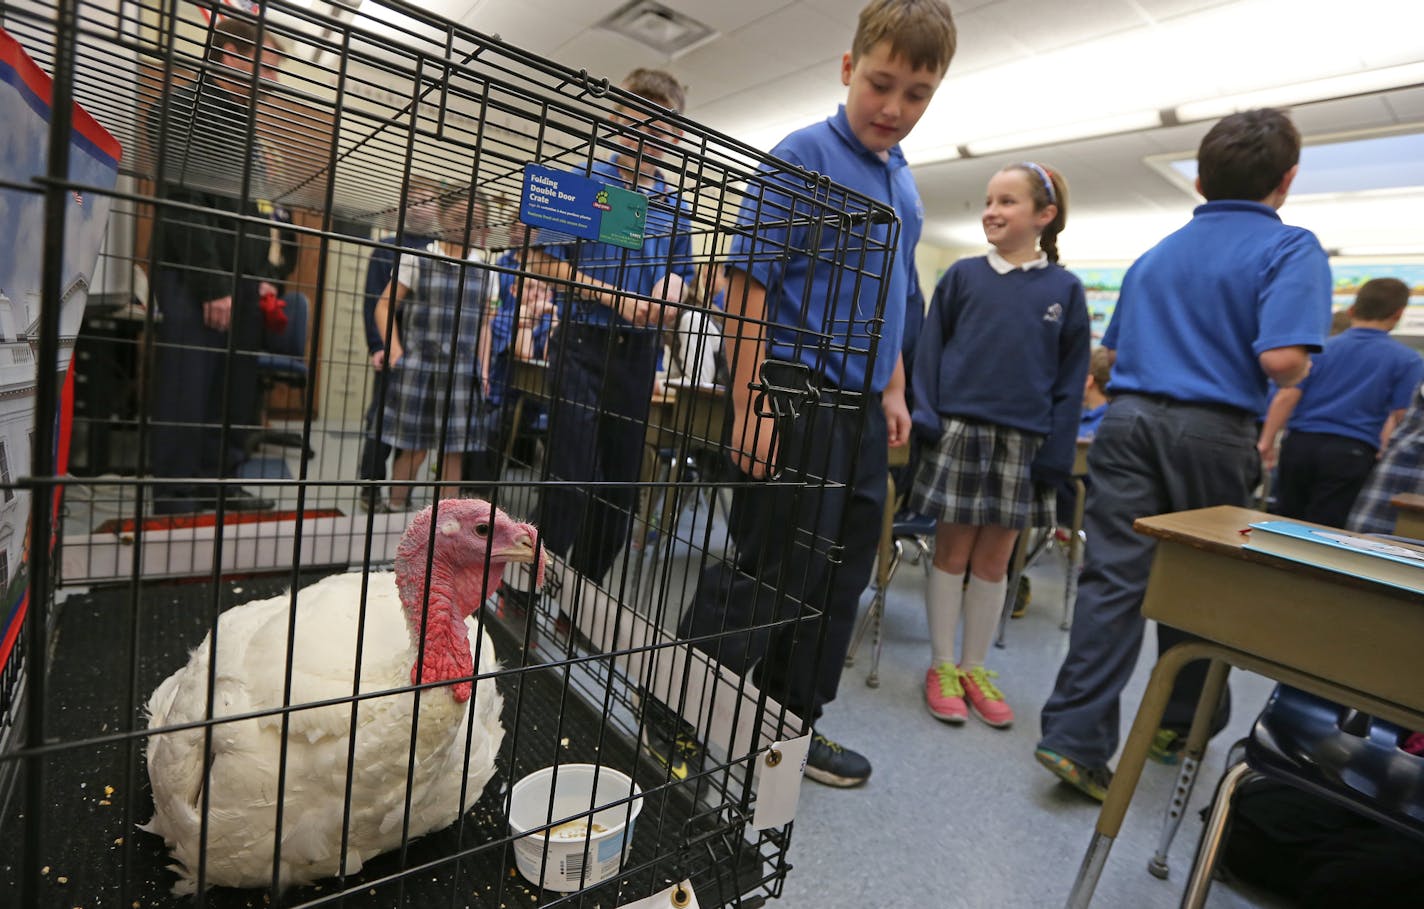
[1043,302,1063,323]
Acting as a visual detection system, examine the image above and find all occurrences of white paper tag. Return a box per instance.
[617,879,699,909]
[751,734,812,830]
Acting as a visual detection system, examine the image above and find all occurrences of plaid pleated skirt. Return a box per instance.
[382,257,491,453]
[908,416,1054,528]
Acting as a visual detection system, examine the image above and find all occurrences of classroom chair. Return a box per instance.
[845,470,936,688]
[1162,684,1424,907]
[244,291,314,461]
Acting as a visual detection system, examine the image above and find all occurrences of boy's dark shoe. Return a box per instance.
[804,733,871,788]
[640,698,703,782]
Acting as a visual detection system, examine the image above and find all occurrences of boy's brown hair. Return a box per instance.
[852,0,957,75]
[622,68,686,115]
[1352,277,1412,322]
[1329,308,1353,335]
[1088,345,1112,392]
[1196,108,1300,202]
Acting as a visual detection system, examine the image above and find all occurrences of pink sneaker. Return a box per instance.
[960,666,1014,728]
[925,663,967,723]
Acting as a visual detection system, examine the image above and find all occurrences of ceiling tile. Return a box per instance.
[797,0,865,29]
[459,2,584,53]
[546,28,671,84]
[939,8,1034,75]
[1130,0,1242,21]
[1289,96,1400,139]
[958,0,1146,55]
[658,0,795,34]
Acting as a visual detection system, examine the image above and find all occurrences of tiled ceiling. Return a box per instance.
[125,0,1420,260]
[435,0,1424,259]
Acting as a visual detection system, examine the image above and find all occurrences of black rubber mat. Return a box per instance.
[0,573,778,908]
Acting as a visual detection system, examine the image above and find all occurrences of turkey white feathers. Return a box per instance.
[141,499,544,892]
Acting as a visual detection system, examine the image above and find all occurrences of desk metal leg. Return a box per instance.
[995,529,1031,648]
[1181,761,1254,909]
[847,475,897,687]
[657,450,685,546]
[637,442,669,550]
[1065,641,1215,908]
[1148,659,1230,879]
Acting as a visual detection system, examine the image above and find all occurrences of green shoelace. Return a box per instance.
[960,666,1004,701]
[931,662,963,697]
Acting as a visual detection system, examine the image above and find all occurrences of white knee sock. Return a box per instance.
[960,574,1007,670]
[926,566,966,667]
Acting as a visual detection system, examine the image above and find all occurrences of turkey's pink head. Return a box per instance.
[395,498,544,619]
[395,499,544,702]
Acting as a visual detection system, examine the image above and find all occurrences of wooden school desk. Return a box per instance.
[1391,492,1424,539]
[1065,505,1424,908]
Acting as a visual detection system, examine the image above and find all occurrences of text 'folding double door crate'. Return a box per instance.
[0,0,900,906]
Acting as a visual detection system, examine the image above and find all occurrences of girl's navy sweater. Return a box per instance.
[910,256,1092,477]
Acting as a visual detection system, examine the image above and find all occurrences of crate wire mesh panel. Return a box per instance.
[0,0,900,906]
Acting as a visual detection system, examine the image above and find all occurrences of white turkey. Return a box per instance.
[142,498,544,892]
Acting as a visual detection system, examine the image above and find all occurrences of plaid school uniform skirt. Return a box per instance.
[908,416,1055,529]
[383,257,490,453]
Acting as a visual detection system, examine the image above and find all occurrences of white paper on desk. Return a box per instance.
[752,734,811,829]
[617,880,699,908]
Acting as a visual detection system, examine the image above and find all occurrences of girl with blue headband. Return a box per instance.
[907,162,1091,728]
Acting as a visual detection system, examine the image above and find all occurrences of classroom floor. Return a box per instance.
[58,420,1288,908]
[778,545,1285,909]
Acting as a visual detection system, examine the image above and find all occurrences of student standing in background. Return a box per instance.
[909,162,1089,730]
[1258,277,1424,527]
[522,68,695,583]
[1037,108,1331,800]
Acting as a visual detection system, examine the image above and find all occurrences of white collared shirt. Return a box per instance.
[987,249,1050,274]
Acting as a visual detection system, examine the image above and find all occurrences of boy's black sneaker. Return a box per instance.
[640,698,704,782]
[804,733,871,788]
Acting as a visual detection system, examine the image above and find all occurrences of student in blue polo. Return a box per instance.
[647,0,957,790]
[1037,108,1332,801]
[1258,277,1424,527]
[522,68,695,583]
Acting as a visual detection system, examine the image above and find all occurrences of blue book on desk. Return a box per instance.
[1244,520,1424,595]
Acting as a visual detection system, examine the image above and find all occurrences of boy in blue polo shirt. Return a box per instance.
[649,0,956,789]
[1036,108,1332,801]
[522,68,695,582]
[1259,278,1424,527]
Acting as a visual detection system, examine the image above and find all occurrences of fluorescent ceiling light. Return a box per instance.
[964,110,1162,157]
[905,145,961,166]
[1176,61,1424,123]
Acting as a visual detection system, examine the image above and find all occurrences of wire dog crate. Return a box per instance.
[0,0,899,906]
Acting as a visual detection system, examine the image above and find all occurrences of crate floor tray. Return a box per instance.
[0,575,778,908]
